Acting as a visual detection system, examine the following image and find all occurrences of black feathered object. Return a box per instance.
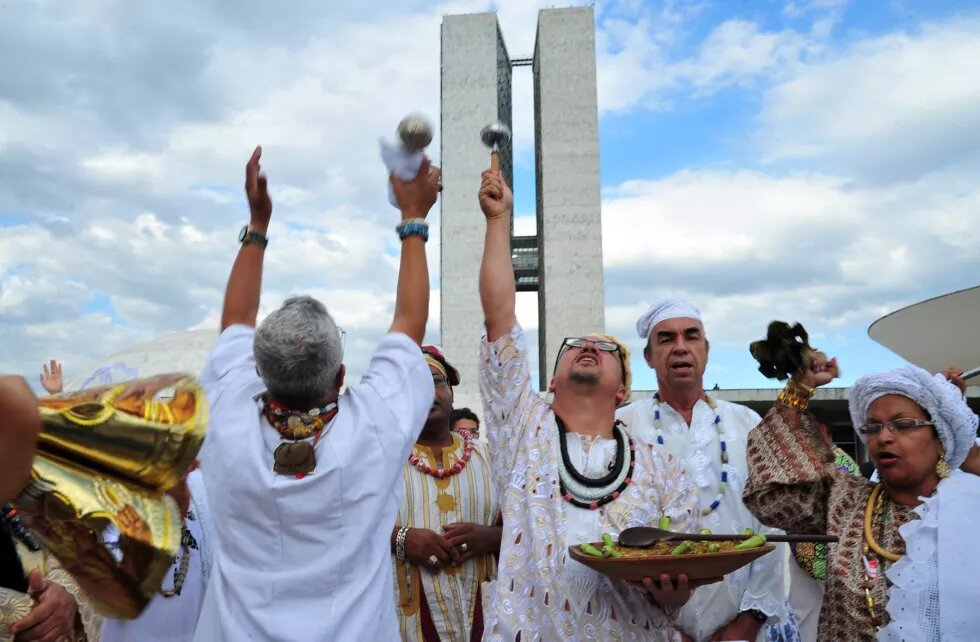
[749,321,812,381]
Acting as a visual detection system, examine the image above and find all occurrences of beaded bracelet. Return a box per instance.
[396,222,429,242]
[395,526,411,563]
[778,379,814,411]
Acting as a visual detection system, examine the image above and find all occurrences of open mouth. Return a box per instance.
[575,354,599,366]
[670,362,694,373]
[877,451,900,466]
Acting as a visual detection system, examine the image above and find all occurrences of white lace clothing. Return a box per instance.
[880,469,980,641]
[617,396,790,642]
[479,324,700,642]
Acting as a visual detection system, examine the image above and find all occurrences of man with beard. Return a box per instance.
[391,346,500,641]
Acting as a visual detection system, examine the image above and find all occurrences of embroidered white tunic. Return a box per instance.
[195,325,434,641]
[617,396,790,642]
[393,436,498,641]
[479,325,699,642]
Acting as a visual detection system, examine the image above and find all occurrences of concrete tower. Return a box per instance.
[441,7,603,410]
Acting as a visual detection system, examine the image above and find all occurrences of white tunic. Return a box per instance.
[617,396,790,642]
[479,325,700,642]
[194,325,433,641]
[100,470,213,642]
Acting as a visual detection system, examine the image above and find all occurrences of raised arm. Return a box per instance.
[388,158,441,343]
[220,146,272,331]
[0,376,40,504]
[478,169,516,341]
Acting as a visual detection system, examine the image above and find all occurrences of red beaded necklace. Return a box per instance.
[408,431,474,479]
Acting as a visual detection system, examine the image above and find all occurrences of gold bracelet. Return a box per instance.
[778,380,814,411]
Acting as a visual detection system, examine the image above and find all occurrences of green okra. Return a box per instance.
[707,543,721,553]
[670,541,694,555]
[602,545,623,558]
[580,542,607,557]
[743,527,754,536]
[734,534,767,550]
[602,532,616,548]
[659,516,671,530]
[699,528,712,535]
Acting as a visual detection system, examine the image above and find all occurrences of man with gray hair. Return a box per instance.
[617,297,795,642]
[195,146,440,641]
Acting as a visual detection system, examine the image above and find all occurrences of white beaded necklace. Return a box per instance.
[651,392,730,516]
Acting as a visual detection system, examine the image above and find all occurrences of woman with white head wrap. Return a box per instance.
[743,321,980,642]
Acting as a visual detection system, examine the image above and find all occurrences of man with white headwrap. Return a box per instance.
[617,298,794,642]
[743,348,980,641]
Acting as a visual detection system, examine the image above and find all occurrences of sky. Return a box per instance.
[2,0,979,394]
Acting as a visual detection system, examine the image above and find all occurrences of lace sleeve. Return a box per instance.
[46,562,103,641]
[742,403,834,534]
[478,323,550,483]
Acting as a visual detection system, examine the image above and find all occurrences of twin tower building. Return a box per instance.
[440,8,606,409]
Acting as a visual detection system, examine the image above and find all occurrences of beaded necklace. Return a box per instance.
[557,417,636,510]
[262,397,339,478]
[651,393,729,516]
[408,431,475,479]
[1,504,41,552]
[160,511,198,598]
[861,483,904,631]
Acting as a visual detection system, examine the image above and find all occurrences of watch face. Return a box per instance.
[239,225,248,242]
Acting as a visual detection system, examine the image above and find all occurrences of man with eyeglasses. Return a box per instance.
[475,168,698,641]
[616,299,793,642]
[195,147,440,641]
[390,345,501,641]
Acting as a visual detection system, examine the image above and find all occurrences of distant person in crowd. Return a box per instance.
[450,407,480,439]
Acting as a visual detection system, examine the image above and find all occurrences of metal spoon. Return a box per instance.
[618,526,838,548]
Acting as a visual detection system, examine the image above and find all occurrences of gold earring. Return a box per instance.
[936,448,952,479]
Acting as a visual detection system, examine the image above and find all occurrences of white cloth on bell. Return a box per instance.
[617,397,791,642]
[194,324,434,641]
[636,297,702,339]
[381,139,424,208]
[848,365,978,469]
[100,471,213,642]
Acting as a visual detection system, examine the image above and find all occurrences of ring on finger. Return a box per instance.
[428,555,438,566]
[459,542,468,553]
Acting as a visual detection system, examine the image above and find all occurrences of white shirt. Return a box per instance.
[100,470,213,642]
[617,396,790,642]
[194,325,433,641]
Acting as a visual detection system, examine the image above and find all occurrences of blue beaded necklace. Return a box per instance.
[650,393,730,516]
[1,503,42,552]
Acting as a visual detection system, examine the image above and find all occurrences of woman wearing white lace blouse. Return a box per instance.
[476,168,699,641]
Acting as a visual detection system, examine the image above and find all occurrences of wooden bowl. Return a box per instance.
[567,544,776,588]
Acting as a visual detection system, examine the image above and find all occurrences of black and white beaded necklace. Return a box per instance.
[556,416,636,510]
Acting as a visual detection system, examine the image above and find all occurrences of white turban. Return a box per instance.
[848,365,978,469]
[636,297,702,339]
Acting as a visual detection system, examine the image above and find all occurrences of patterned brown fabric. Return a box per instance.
[743,403,916,642]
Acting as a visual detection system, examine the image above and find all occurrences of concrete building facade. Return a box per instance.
[441,8,604,409]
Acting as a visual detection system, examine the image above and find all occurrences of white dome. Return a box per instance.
[65,329,219,391]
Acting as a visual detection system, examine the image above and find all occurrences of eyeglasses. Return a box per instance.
[553,337,626,383]
[432,373,450,388]
[857,418,935,437]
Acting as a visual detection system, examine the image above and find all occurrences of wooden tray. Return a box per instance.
[567,544,775,588]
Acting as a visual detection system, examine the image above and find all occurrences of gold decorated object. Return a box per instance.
[16,374,207,619]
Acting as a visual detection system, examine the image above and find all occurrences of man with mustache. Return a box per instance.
[616,299,794,642]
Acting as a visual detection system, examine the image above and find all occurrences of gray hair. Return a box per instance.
[254,295,344,406]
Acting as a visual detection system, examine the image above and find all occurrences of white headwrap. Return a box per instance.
[636,297,702,339]
[848,365,978,469]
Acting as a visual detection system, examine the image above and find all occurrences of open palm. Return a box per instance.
[40,359,63,394]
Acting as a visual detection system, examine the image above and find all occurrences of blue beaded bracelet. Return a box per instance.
[396,222,429,242]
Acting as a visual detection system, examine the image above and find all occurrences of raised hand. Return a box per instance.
[40,359,63,395]
[941,366,966,394]
[390,157,441,220]
[794,350,838,389]
[478,168,512,221]
[245,146,272,231]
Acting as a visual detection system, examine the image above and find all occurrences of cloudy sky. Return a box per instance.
[2,0,978,394]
